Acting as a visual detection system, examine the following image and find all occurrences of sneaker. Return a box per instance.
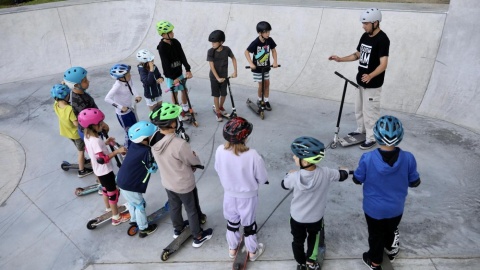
[219,106,228,116]
[297,264,307,270]
[306,261,320,270]
[360,140,377,150]
[264,101,272,111]
[348,131,362,136]
[84,158,91,165]
[192,228,213,248]
[173,221,189,239]
[257,100,264,108]
[362,252,382,270]
[216,112,223,122]
[139,224,158,238]
[105,208,111,212]
[229,249,237,259]
[112,212,130,226]
[384,247,399,262]
[248,243,265,261]
[78,167,93,178]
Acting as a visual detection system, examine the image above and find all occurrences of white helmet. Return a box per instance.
[136,49,155,63]
[360,8,382,23]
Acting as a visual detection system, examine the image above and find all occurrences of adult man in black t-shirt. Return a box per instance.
[329,8,390,150]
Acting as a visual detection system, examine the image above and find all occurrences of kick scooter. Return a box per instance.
[245,65,280,120]
[212,77,238,119]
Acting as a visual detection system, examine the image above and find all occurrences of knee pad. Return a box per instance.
[106,189,120,204]
[227,220,240,232]
[244,221,257,237]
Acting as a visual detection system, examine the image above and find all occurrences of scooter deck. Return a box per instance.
[339,133,366,147]
[61,161,92,171]
[246,99,264,120]
[212,105,231,119]
[161,226,192,261]
[75,183,101,196]
[232,237,248,270]
[382,251,395,270]
[86,204,129,230]
[127,202,170,236]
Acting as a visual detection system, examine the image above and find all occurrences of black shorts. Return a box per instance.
[210,79,227,97]
[98,171,117,192]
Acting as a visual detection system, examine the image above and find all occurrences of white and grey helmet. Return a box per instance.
[136,49,155,63]
[360,8,382,23]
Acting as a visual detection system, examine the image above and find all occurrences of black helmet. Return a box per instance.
[223,117,253,143]
[256,21,272,33]
[208,30,225,42]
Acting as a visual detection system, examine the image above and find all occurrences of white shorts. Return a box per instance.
[253,72,270,83]
[145,96,162,107]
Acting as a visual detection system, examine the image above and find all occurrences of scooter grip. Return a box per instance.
[192,165,205,170]
[334,71,344,79]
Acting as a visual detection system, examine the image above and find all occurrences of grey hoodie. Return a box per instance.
[283,166,340,223]
[151,133,201,194]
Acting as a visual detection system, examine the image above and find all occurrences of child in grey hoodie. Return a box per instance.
[149,102,213,248]
[282,136,349,270]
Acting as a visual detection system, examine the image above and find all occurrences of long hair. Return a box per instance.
[224,141,249,156]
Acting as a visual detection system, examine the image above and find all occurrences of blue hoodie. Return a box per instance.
[354,148,420,219]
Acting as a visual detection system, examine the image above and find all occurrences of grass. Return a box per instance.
[0,0,64,9]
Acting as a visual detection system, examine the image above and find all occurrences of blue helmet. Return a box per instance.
[373,115,404,146]
[63,67,87,84]
[291,136,325,164]
[128,121,157,143]
[110,64,131,79]
[50,84,71,100]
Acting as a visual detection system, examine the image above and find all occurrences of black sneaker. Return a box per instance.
[139,224,158,238]
[362,252,382,270]
[84,158,91,165]
[257,100,263,108]
[264,101,272,111]
[359,140,377,150]
[192,228,213,248]
[173,220,189,239]
[297,264,307,270]
[78,167,93,178]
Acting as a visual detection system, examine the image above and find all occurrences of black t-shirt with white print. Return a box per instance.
[356,30,390,88]
[246,37,277,73]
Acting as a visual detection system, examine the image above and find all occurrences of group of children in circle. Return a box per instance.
[50,16,420,270]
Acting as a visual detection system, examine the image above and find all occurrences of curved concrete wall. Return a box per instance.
[1,0,478,132]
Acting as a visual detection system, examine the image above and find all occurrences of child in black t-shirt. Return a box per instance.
[245,21,278,111]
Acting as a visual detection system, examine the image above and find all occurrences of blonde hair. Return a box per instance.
[224,142,249,156]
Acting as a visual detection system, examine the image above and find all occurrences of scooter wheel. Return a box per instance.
[127,225,138,236]
[200,213,207,224]
[161,250,170,261]
[181,133,190,142]
[75,188,84,196]
[260,111,265,120]
[193,121,199,127]
[86,219,98,230]
[330,142,337,149]
[61,162,70,171]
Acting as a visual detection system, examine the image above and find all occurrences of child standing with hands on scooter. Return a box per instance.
[78,108,130,226]
[245,21,278,111]
[156,20,192,121]
[207,30,238,122]
[136,49,164,111]
[282,136,349,270]
[50,84,93,177]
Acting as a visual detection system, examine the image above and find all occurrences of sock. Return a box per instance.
[112,214,120,220]
[182,104,188,111]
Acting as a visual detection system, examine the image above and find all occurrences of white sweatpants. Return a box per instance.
[223,195,259,253]
[355,86,382,142]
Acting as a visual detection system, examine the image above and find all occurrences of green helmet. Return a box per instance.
[156,20,174,36]
[149,102,181,128]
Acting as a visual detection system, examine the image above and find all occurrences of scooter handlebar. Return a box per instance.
[334,71,358,88]
[245,65,281,69]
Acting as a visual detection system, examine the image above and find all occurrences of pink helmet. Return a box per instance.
[78,108,105,128]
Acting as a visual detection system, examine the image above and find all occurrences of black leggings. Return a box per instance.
[290,217,323,265]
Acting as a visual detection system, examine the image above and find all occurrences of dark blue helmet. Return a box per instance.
[256,21,272,33]
[291,136,325,164]
[50,84,70,100]
[373,115,404,146]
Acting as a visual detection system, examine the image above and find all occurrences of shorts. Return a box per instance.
[70,138,85,151]
[165,74,185,92]
[210,79,227,97]
[145,96,162,106]
[98,171,117,192]
[253,72,270,83]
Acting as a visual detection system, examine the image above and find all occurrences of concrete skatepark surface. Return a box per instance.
[0,0,479,269]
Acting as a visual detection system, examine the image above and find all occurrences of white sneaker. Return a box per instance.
[216,112,223,122]
[249,243,265,261]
